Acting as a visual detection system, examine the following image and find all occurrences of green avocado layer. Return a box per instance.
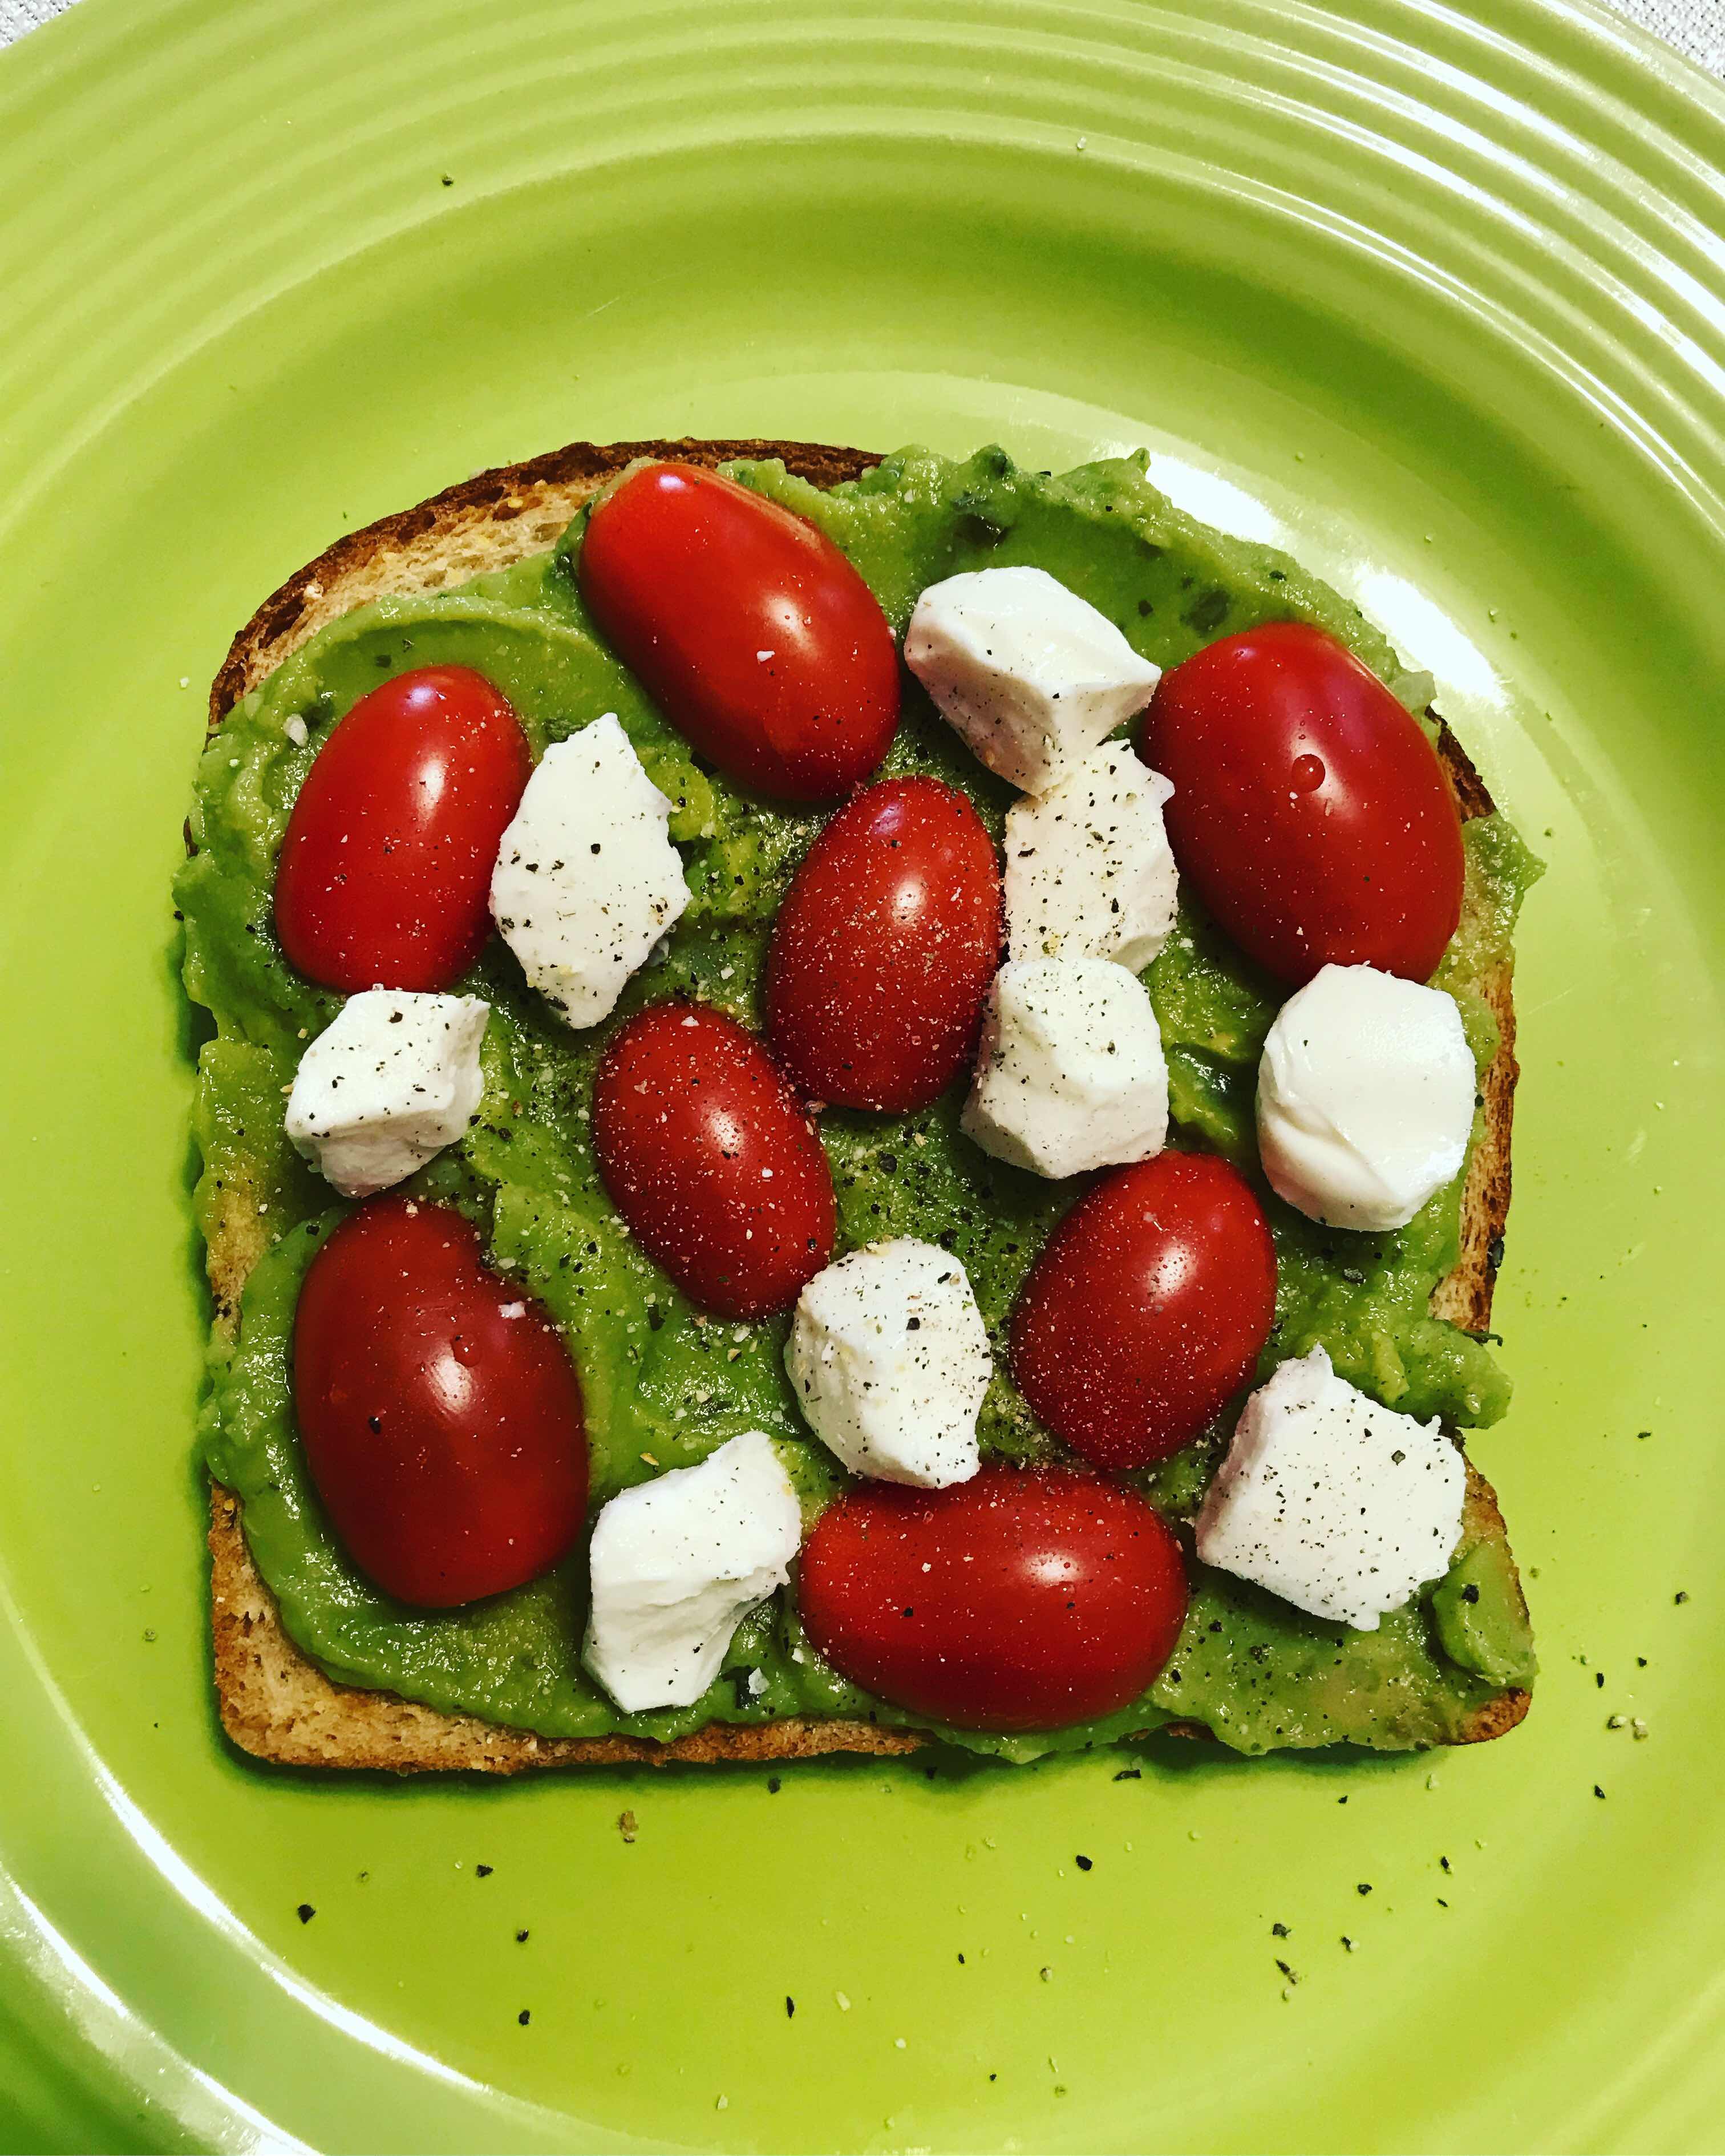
[180,447,1538,1760]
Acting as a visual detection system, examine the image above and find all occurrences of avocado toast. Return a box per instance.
[183,437,1537,1770]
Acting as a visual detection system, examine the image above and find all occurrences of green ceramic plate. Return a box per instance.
[2,0,1723,2147]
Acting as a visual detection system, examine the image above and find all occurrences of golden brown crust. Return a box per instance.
[209,1489,921,1771]
[1430,725,1517,1338]
[210,438,881,729]
[201,438,1528,1771]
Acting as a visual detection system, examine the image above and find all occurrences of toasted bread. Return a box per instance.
[201,438,1529,1770]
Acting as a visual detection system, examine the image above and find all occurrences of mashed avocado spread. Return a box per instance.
[180,448,1538,1760]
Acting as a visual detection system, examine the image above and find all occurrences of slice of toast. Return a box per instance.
[202,437,1529,1771]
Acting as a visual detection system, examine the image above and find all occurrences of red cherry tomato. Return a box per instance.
[292,1198,588,1608]
[764,777,1003,1113]
[579,462,900,802]
[1140,621,1464,985]
[1011,1152,1275,1471]
[798,1465,1188,1732]
[274,665,531,993]
[593,1004,836,1320]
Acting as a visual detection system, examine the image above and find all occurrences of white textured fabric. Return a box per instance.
[2,0,75,42]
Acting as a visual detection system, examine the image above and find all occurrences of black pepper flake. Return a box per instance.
[957,1952,966,1965]
[1075,1854,1092,1872]
[518,2009,531,2026]
[476,1863,493,1877]
[297,1904,315,1924]
[785,1996,795,2019]
[767,1777,781,1794]
[1595,1785,1606,1799]
[1356,1883,1372,1896]
[1463,1584,1480,1604]
[1676,1591,1690,1604]
[516,1930,529,1943]
[1595,1671,1605,1688]
[1113,1767,1141,1782]
[1272,1922,1289,1939]
[1439,1856,1451,1873]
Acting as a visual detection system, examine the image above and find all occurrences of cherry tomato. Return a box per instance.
[292,1198,588,1608]
[274,665,531,993]
[1140,621,1464,984]
[579,462,899,802]
[593,1004,836,1320]
[764,777,1002,1113]
[1011,1152,1275,1471]
[798,1465,1188,1732]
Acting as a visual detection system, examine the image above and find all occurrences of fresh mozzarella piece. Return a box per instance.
[903,566,1161,795]
[581,1430,803,1713]
[1257,963,1476,1232]
[285,989,488,1198]
[786,1240,990,1487]
[1003,743,1178,970]
[961,958,1168,1179]
[489,712,689,1029]
[1194,1345,1465,1630]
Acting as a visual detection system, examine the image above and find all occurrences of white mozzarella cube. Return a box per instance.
[581,1430,803,1713]
[903,566,1161,795]
[786,1240,990,1487]
[1003,743,1179,970]
[1194,1346,1466,1631]
[1257,964,1477,1232]
[285,989,489,1198]
[489,712,689,1029]
[960,958,1168,1179]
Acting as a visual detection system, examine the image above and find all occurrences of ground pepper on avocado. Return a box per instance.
[179,446,1538,1759]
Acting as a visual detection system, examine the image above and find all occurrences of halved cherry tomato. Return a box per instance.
[274,665,531,993]
[292,1198,587,1608]
[579,462,899,802]
[1011,1152,1275,1471]
[593,1004,836,1319]
[798,1464,1188,1732]
[1140,621,1464,985]
[764,776,1002,1113]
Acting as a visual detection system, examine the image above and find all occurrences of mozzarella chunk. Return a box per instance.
[961,958,1168,1179]
[1194,1346,1465,1630]
[285,990,488,1198]
[904,566,1161,795]
[1003,743,1178,970]
[581,1430,802,1713]
[489,713,689,1029]
[1257,964,1476,1232]
[786,1240,990,1487]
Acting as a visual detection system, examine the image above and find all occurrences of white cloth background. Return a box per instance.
[0,0,1720,71]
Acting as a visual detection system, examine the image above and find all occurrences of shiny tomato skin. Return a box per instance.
[593,1004,836,1320]
[292,1198,588,1608]
[578,462,899,802]
[1011,1152,1276,1471]
[764,776,1003,1112]
[1140,621,1465,985]
[274,665,531,993]
[798,1465,1189,1732]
